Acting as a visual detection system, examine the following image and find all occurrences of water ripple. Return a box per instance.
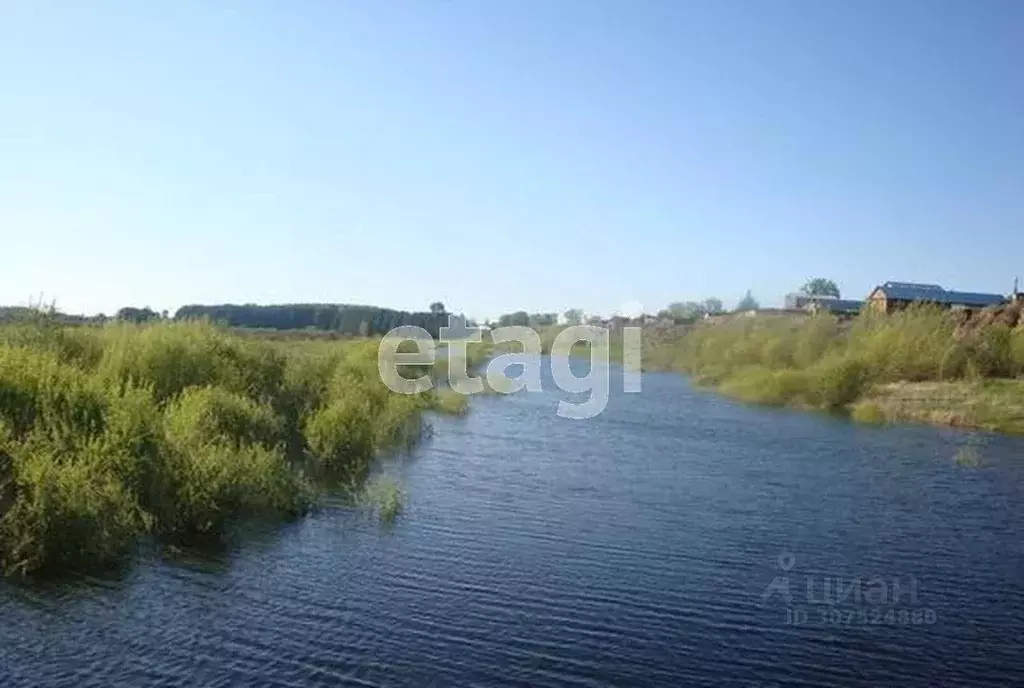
[3,365,1024,686]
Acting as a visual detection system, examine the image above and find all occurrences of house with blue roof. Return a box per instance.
[866,282,1006,314]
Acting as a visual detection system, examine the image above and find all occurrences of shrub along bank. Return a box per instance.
[645,304,1024,432]
[0,318,464,577]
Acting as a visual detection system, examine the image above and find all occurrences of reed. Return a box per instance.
[0,318,442,576]
[648,305,1024,431]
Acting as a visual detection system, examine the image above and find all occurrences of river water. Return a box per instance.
[3,360,1024,687]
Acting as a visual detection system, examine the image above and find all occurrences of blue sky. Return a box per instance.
[2,1,1021,320]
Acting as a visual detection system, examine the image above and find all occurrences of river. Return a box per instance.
[3,359,1024,687]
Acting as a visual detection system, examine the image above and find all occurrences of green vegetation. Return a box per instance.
[432,388,470,415]
[954,444,983,468]
[863,380,1024,433]
[563,308,585,326]
[736,290,760,311]
[849,400,886,424]
[801,278,841,298]
[647,304,1024,432]
[658,298,725,323]
[360,474,405,523]
[174,302,455,337]
[8,300,466,336]
[494,311,559,328]
[0,317,469,577]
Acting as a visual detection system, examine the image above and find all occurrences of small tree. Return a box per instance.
[563,308,584,326]
[736,290,759,311]
[801,278,840,298]
[498,311,530,327]
[116,306,160,323]
[702,298,724,315]
[429,301,446,315]
[668,301,704,322]
[529,312,558,327]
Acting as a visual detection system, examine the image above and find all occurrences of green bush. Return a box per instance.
[361,474,405,523]
[812,356,870,409]
[165,386,283,451]
[719,368,811,406]
[971,324,1014,378]
[304,396,377,469]
[1012,328,1024,376]
[0,320,446,576]
[0,432,144,576]
[847,306,954,382]
[166,439,311,535]
[98,381,175,520]
[432,388,470,415]
[374,392,431,449]
[97,321,289,404]
[850,401,886,424]
[660,304,1024,415]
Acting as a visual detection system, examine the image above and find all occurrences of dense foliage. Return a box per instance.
[116,306,164,323]
[0,319,467,577]
[657,299,725,323]
[495,311,559,328]
[735,290,759,311]
[174,303,450,337]
[801,278,841,298]
[646,305,1024,416]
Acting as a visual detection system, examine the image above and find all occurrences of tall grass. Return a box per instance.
[651,305,1024,413]
[0,318,452,576]
[360,474,405,523]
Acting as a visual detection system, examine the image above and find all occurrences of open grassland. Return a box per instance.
[0,317,472,577]
[644,305,1024,433]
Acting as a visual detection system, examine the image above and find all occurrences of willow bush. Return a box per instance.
[0,318,462,577]
[658,305,1024,411]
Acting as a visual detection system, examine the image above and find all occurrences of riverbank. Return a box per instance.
[9,354,1022,687]
[852,379,1024,433]
[0,317,469,577]
[642,304,1024,434]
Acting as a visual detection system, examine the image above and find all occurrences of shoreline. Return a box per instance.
[638,306,1024,436]
[652,364,1024,436]
[666,370,1024,435]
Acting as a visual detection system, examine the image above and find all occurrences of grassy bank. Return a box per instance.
[535,325,634,366]
[645,305,1024,432]
[0,317,466,577]
[851,380,1024,433]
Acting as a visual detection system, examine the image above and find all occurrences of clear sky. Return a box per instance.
[2,1,1021,321]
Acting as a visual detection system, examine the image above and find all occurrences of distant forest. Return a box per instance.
[173,304,451,337]
[0,303,455,338]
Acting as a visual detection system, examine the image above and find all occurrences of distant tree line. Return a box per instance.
[116,306,165,323]
[494,311,559,328]
[0,305,106,326]
[656,298,726,324]
[172,303,451,337]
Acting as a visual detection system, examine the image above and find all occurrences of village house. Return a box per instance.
[784,293,824,310]
[865,281,1005,314]
[784,293,863,316]
[805,298,863,316]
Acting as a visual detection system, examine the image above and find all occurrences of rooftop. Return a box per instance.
[812,299,863,312]
[874,281,1004,307]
